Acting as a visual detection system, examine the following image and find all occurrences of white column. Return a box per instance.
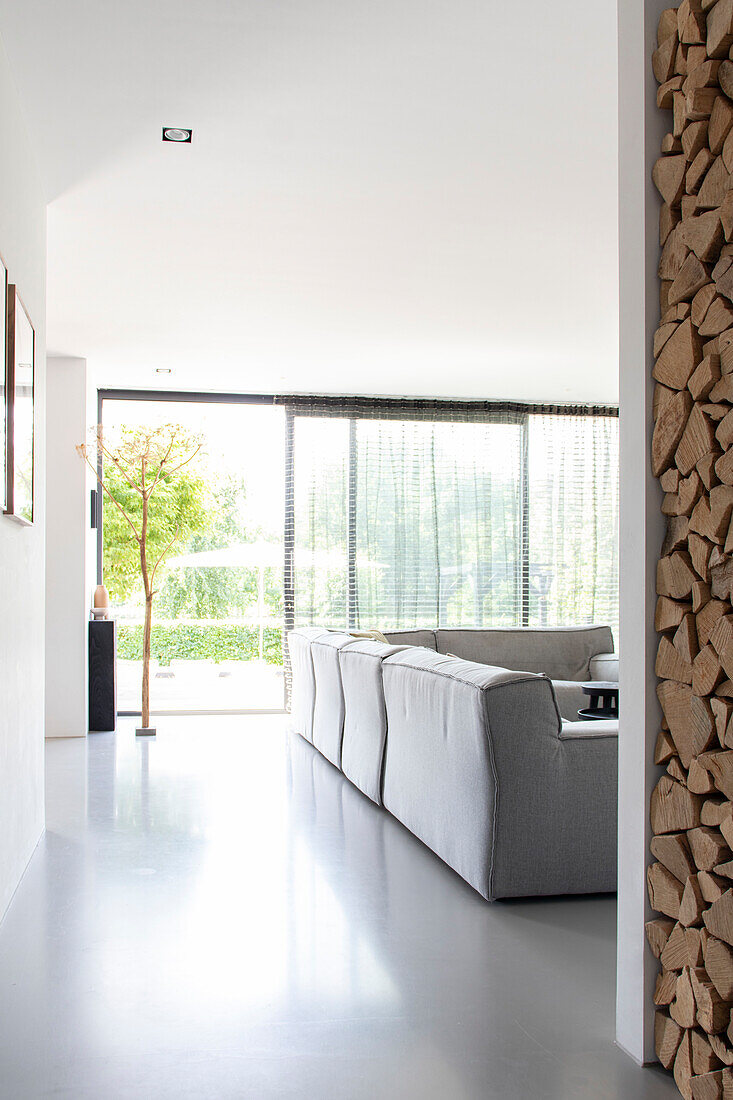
[616,0,668,1064]
[45,356,92,738]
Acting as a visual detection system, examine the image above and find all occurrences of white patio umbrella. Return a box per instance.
[168,541,282,660]
[167,540,374,570]
[168,541,280,570]
[167,541,383,658]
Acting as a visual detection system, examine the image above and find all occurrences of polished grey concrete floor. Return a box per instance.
[0,717,677,1099]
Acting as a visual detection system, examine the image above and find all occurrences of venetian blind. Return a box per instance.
[278,397,619,641]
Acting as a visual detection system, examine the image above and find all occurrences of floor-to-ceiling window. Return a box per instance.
[286,397,619,637]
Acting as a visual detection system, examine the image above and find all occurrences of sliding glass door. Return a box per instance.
[100,395,286,714]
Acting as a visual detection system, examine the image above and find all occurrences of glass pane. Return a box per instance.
[355,419,523,628]
[292,416,349,628]
[101,400,286,713]
[527,414,619,636]
[291,409,618,637]
[292,414,524,630]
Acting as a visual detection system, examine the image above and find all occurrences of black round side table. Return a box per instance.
[577,681,618,720]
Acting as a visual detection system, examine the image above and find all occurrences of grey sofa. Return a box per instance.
[383,625,618,723]
[287,625,618,900]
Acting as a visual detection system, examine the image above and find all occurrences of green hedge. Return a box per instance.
[117,623,283,665]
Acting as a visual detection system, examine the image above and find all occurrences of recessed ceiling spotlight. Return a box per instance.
[156,368,172,374]
[162,127,192,143]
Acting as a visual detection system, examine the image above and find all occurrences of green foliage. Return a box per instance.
[158,564,282,620]
[116,623,283,665]
[100,425,286,669]
[102,425,209,603]
[104,454,284,621]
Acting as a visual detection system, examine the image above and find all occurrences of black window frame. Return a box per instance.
[97,389,619,709]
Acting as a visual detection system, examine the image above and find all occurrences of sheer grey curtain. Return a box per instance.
[278,397,619,642]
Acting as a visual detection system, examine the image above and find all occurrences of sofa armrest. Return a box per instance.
[589,651,618,682]
[486,681,617,898]
[381,652,559,899]
[552,680,587,723]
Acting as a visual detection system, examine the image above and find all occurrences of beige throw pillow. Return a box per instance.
[348,629,390,644]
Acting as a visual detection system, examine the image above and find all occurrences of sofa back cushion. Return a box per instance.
[311,633,360,767]
[339,640,410,805]
[434,625,614,681]
[287,627,330,743]
[382,629,437,650]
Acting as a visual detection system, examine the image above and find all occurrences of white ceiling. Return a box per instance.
[0,0,618,402]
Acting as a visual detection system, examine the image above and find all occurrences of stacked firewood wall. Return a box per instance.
[650,2,733,1097]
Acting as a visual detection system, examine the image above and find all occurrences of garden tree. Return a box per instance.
[78,424,205,730]
[101,439,210,604]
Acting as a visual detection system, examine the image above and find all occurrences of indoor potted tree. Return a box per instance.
[78,424,204,735]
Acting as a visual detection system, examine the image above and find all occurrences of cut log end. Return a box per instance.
[653,4,733,1087]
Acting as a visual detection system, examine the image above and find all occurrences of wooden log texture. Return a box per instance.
[704,935,733,1000]
[652,8,733,1094]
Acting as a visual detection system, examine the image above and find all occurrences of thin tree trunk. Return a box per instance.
[142,591,153,727]
[140,478,151,728]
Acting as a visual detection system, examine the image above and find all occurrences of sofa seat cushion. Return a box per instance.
[434,625,614,681]
[560,718,618,739]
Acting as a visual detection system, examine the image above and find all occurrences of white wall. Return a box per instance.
[0,29,47,919]
[616,0,667,1065]
[45,357,91,738]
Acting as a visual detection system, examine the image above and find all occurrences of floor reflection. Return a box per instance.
[0,717,678,1099]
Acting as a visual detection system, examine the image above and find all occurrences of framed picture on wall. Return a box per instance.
[5,284,35,525]
[0,256,6,513]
